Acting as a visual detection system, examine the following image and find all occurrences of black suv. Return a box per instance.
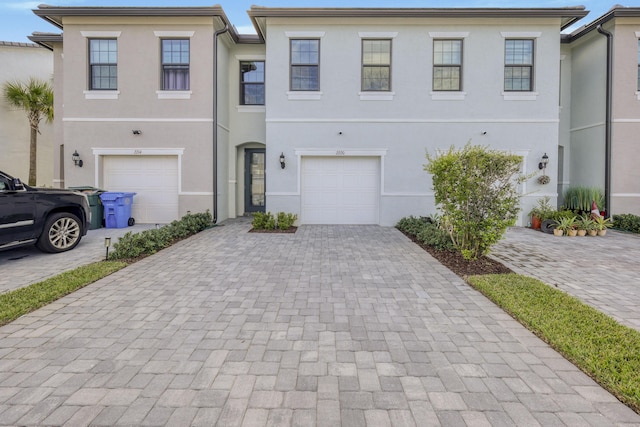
[0,171,90,253]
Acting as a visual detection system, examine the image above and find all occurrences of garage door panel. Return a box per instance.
[103,156,179,224]
[301,156,379,225]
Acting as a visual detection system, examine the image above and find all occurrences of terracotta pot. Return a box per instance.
[588,230,597,236]
[531,216,542,230]
[598,229,607,236]
[577,229,587,237]
[553,229,564,236]
[567,229,577,237]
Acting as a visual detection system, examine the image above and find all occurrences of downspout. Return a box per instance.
[597,24,612,217]
[212,23,229,224]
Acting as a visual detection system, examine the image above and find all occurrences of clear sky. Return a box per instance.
[0,0,619,44]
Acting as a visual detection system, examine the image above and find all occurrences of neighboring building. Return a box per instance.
[31,5,592,225]
[561,7,640,216]
[0,41,54,186]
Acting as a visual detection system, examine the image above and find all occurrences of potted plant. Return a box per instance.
[529,196,555,230]
[553,216,576,237]
[576,215,593,237]
[593,216,614,236]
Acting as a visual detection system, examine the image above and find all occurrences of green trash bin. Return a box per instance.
[68,186,105,230]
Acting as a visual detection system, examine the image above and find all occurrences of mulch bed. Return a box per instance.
[403,232,512,277]
[249,227,298,234]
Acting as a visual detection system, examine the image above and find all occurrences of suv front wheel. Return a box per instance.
[37,212,83,253]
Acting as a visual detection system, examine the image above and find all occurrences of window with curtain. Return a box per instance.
[240,61,265,105]
[362,39,391,91]
[89,39,117,90]
[290,39,319,91]
[433,39,462,91]
[162,39,190,91]
[504,39,534,91]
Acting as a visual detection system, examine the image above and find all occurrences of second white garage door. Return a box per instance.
[301,156,379,224]
[103,155,179,224]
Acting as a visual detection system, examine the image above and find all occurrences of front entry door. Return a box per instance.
[245,149,265,213]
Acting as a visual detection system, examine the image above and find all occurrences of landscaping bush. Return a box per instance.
[109,211,212,259]
[252,211,297,230]
[425,143,524,260]
[396,215,431,236]
[416,222,455,251]
[613,213,640,234]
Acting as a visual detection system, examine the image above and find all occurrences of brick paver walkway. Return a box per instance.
[492,227,640,332]
[0,220,638,425]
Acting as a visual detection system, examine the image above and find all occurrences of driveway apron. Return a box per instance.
[0,219,638,426]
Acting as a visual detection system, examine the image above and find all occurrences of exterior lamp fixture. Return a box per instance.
[279,152,286,169]
[72,150,83,167]
[538,153,549,171]
[104,237,111,260]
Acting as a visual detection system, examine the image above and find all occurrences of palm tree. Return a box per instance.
[2,78,54,186]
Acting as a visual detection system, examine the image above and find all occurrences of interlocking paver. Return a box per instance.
[0,219,638,425]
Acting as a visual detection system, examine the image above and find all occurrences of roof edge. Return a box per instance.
[567,6,640,41]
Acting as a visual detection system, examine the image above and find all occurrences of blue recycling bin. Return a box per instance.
[100,192,136,228]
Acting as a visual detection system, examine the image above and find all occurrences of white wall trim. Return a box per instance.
[428,32,469,38]
[500,32,541,38]
[635,31,640,37]
[235,54,266,60]
[84,90,119,100]
[570,121,605,132]
[267,118,559,124]
[381,192,435,197]
[295,149,388,157]
[81,31,121,38]
[236,105,266,113]
[287,91,323,100]
[612,193,640,197]
[64,117,213,122]
[156,90,192,100]
[502,92,539,101]
[285,31,325,38]
[180,191,214,196]
[359,92,395,101]
[430,92,466,101]
[154,31,194,38]
[614,118,640,123]
[359,32,398,38]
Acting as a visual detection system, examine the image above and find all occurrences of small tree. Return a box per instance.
[425,143,524,260]
[3,78,54,186]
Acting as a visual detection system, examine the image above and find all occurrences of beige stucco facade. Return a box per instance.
[0,42,54,186]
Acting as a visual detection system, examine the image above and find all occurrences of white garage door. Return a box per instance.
[301,156,379,224]
[103,156,179,224]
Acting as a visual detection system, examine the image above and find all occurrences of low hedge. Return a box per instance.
[108,211,212,260]
[613,213,640,234]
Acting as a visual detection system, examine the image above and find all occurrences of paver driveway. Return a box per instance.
[0,219,638,426]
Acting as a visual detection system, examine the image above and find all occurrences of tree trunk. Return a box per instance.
[29,125,37,186]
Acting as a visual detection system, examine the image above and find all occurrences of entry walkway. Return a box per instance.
[492,227,640,332]
[0,220,638,425]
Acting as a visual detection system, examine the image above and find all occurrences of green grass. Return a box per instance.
[468,274,640,413]
[0,261,127,327]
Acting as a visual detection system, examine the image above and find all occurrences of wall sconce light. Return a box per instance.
[132,130,142,135]
[104,237,111,260]
[538,153,549,171]
[279,152,286,169]
[72,150,83,167]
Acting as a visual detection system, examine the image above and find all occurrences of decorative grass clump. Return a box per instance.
[0,261,127,326]
[468,274,640,413]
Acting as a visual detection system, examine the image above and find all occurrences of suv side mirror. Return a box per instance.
[12,178,25,191]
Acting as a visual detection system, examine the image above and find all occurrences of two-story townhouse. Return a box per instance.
[0,41,54,185]
[249,7,587,226]
[561,7,640,216]
[30,5,267,224]
[31,5,589,226]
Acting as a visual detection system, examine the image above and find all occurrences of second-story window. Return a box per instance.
[162,39,190,91]
[240,61,265,105]
[290,39,319,91]
[433,39,462,91]
[89,39,117,90]
[362,39,391,91]
[504,39,534,91]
